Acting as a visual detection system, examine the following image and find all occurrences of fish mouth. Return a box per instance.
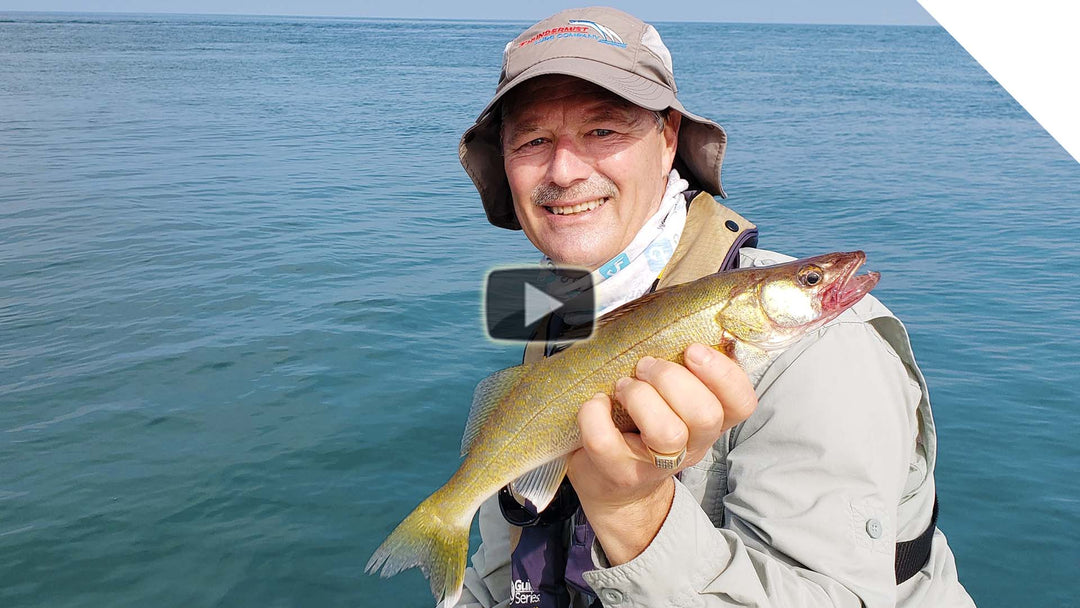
[823,251,880,311]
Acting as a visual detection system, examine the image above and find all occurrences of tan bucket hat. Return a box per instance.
[459,6,728,230]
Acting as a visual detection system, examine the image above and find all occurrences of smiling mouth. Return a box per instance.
[544,198,608,216]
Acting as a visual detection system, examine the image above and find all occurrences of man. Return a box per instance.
[455,7,975,607]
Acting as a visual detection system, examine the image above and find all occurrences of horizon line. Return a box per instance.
[0,9,941,28]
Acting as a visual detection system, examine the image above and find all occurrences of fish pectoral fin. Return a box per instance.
[714,334,738,360]
[509,456,568,514]
[461,364,530,457]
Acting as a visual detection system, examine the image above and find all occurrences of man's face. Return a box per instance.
[501,76,681,270]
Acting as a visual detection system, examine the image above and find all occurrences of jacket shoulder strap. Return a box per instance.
[657,191,758,289]
[523,317,550,364]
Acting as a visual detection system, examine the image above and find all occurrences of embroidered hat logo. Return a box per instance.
[517,19,627,49]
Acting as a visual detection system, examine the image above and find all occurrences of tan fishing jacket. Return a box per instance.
[455,194,976,607]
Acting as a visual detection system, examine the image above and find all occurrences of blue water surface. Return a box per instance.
[1,12,1077,607]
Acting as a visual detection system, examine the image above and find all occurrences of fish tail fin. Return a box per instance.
[366,491,471,608]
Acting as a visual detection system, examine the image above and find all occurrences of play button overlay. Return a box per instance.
[524,283,566,327]
[484,266,595,342]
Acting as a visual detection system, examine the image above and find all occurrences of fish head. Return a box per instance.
[720,251,880,350]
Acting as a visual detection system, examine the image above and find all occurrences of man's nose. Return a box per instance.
[546,138,593,188]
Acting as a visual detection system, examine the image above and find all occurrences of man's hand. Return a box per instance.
[566,343,758,566]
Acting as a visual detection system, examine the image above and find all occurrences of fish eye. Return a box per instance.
[798,265,823,287]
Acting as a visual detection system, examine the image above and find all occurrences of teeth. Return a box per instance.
[548,199,606,215]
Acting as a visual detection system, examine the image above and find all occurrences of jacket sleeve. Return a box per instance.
[451,494,514,608]
[581,320,924,607]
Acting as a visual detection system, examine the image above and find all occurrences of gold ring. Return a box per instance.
[647,447,687,470]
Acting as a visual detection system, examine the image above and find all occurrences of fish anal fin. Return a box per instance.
[461,364,529,457]
[509,456,568,514]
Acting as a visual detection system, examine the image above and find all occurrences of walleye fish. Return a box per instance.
[367,251,880,606]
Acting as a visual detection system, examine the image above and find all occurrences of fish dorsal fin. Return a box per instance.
[592,282,692,330]
[509,456,569,513]
[461,364,529,457]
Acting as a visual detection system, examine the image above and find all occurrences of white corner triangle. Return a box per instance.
[918,0,1080,163]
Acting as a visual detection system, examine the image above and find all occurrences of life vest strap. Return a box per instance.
[895,494,939,584]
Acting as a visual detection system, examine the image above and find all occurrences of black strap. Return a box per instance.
[499,479,580,528]
[895,495,939,584]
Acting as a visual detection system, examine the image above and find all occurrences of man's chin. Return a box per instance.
[543,247,613,271]
[530,228,624,270]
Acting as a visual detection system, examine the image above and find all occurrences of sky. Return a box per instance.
[0,0,938,25]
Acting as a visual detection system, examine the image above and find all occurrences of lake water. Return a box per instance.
[1,12,1077,607]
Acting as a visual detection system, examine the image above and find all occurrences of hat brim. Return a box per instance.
[460,57,727,230]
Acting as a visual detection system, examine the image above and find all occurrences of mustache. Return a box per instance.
[532,177,618,207]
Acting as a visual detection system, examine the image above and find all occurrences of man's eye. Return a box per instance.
[591,129,614,137]
[524,138,546,147]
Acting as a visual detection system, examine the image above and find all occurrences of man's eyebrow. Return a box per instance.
[506,120,542,137]
[503,104,641,140]
[581,105,638,124]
